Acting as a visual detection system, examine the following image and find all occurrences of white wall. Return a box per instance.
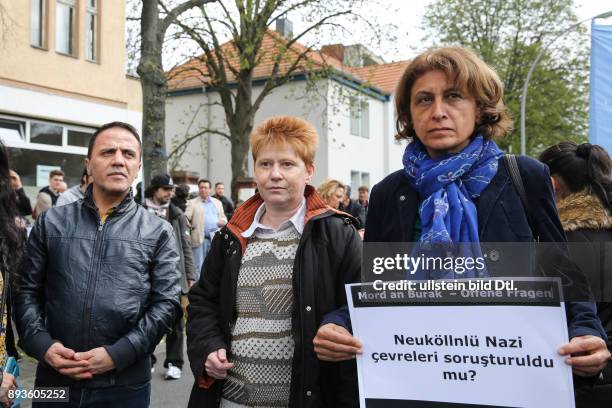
[165,91,214,180]
[385,92,408,182]
[325,81,388,194]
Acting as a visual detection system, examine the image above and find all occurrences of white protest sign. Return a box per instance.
[347,278,574,408]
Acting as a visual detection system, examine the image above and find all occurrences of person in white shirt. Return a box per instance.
[185,179,227,279]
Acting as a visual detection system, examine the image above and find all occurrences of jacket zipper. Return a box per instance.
[289,212,329,408]
[293,241,304,408]
[81,210,109,351]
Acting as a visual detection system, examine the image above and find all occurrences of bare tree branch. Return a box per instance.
[137,0,218,181]
[0,2,16,46]
[174,16,238,120]
[252,10,351,112]
[161,0,217,33]
[168,127,231,160]
[217,1,240,41]
[269,0,316,26]
[165,0,380,201]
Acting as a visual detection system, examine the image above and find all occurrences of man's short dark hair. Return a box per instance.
[174,184,190,200]
[215,182,223,188]
[88,121,142,159]
[49,170,64,178]
[358,186,369,193]
[198,179,211,188]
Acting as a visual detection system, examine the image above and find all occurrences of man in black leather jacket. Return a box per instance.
[13,122,181,407]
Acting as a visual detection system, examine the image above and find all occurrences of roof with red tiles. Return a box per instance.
[167,30,409,96]
[348,60,411,94]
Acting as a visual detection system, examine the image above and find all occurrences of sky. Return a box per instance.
[299,0,612,63]
[157,0,612,70]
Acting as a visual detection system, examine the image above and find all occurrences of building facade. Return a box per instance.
[165,33,408,199]
[0,0,141,197]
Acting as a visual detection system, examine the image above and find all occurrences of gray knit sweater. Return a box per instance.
[221,224,300,407]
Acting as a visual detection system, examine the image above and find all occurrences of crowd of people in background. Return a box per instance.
[10,163,369,240]
[0,45,610,408]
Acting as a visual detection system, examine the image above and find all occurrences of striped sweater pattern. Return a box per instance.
[222,225,300,407]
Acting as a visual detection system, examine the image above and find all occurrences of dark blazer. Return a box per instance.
[366,155,604,339]
[325,156,605,340]
[141,201,195,293]
[365,156,562,243]
[167,203,196,294]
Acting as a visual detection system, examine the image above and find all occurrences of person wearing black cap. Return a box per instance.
[145,173,196,380]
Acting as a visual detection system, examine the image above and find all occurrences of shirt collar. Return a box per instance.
[99,207,116,224]
[145,198,170,210]
[241,198,306,238]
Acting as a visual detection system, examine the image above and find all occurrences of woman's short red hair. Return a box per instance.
[251,116,319,166]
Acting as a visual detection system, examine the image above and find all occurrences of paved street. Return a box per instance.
[17,338,194,408]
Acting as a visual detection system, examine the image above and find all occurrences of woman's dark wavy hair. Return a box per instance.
[395,46,513,141]
[0,141,24,286]
[539,141,612,210]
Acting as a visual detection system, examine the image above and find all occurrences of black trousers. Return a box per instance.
[163,302,185,369]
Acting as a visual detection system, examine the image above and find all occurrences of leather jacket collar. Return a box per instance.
[83,184,135,215]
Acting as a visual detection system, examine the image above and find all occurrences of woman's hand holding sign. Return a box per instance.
[314,323,363,362]
[558,335,611,376]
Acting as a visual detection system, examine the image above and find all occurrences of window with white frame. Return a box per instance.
[1,114,94,191]
[31,0,47,48]
[56,0,76,56]
[68,129,93,147]
[8,146,87,189]
[85,0,98,61]
[31,122,63,146]
[349,96,369,138]
[0,118,26,144]
[350,171,370,198]
[0,114,94,150]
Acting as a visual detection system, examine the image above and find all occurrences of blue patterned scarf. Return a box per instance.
[403,135,503,278]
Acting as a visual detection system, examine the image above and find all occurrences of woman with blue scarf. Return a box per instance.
[313,46,610,378]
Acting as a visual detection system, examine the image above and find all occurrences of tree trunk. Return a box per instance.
[137,2,167,184]
[229,126,252,204]
[227,72,255,203]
